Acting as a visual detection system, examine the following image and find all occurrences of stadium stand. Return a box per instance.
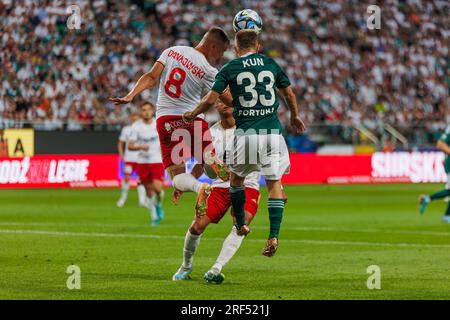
[0,0,448,150]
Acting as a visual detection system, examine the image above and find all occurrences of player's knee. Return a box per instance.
[230,175,245,187]
[146,187,153,197]
[167,164,185,180]
[244,212,254,225]
[189,223,205,235]
[153,183,163,194]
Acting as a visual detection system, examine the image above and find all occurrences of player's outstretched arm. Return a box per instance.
[117,140,125,161]
[279,86,306,134]
[218,89,233,108]
[183,90,220,122]
[109,62,164,105]
[437,140,450,155]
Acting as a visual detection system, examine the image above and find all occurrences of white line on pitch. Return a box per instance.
[1,229,449,248]
[0,222,449,237]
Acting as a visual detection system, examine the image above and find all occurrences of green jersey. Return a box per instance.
[439,126,450,173]
[211,53,291,133]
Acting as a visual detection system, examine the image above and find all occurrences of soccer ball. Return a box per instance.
[232,9,263,34]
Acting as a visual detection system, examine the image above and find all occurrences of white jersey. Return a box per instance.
[155,45,218,118]
[209,121,260,190]
[129,119,163,164]
[118,125,139,163]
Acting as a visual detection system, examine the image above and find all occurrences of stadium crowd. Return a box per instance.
[0,0,448,148]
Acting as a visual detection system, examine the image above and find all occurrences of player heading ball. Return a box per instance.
[184,30,305,257]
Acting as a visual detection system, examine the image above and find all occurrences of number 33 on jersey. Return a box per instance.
[211,53,291,132]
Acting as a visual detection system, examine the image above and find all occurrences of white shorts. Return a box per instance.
[228,134,290,180]
[445,173,450,189]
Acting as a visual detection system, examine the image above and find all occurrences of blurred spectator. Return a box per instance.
[0,0,447,150]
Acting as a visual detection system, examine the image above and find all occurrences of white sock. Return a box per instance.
[182,230,201,270]
[172,173,202,193]
[120,180,129,200]
[137,184,147,206]
[211,226,244,274]
[147,196,158,221]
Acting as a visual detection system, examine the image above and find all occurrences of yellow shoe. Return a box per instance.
[204,151,229,181]
[196,184,212,217]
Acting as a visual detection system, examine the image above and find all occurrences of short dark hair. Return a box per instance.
[141,102,154,109]
[206,27,230,45]
[235,30,258,51]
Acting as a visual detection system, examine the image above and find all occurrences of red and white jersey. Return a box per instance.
[209,121,260,190]
[155,46,218,119]
[118,125,139,163]
[129,119,163,164]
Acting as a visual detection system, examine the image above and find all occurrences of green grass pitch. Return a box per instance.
[1,184,450,300]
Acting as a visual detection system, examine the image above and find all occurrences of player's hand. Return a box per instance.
[140,145,149,151]
[291,116,306,134]
[109,96,132,105]
[183,111,195,123]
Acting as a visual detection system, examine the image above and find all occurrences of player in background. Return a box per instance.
[173,102,261,283]
[128,102,165,226]
[110,27,233,216]
[420,125,450,223]
[184,30,305,257]
[117,113,147,208]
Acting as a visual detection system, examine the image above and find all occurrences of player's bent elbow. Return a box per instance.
[436,140,446,151]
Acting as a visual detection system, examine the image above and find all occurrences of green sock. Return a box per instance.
[230,186,246,229]
[268,198,285,239]
[430,189,450,201]
[445,202,450,216]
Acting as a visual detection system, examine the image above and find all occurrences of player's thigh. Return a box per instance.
[150,179,163,194]
[156,116,188,169]
[189,118,214,164]
[230,171,245,187]
[261,134,290,181]
[229,134,260,178]
[231,187,260,225]
[136,164,153,193]
[205,188,231,224]
[147,164,165,191]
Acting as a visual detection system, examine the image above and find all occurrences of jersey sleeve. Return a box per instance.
[128,126,138,142]
[439,126,450,143]
[118,127,127,142]
[211,64,230,94]
[156,48,171,66]
[273,60,291,89]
